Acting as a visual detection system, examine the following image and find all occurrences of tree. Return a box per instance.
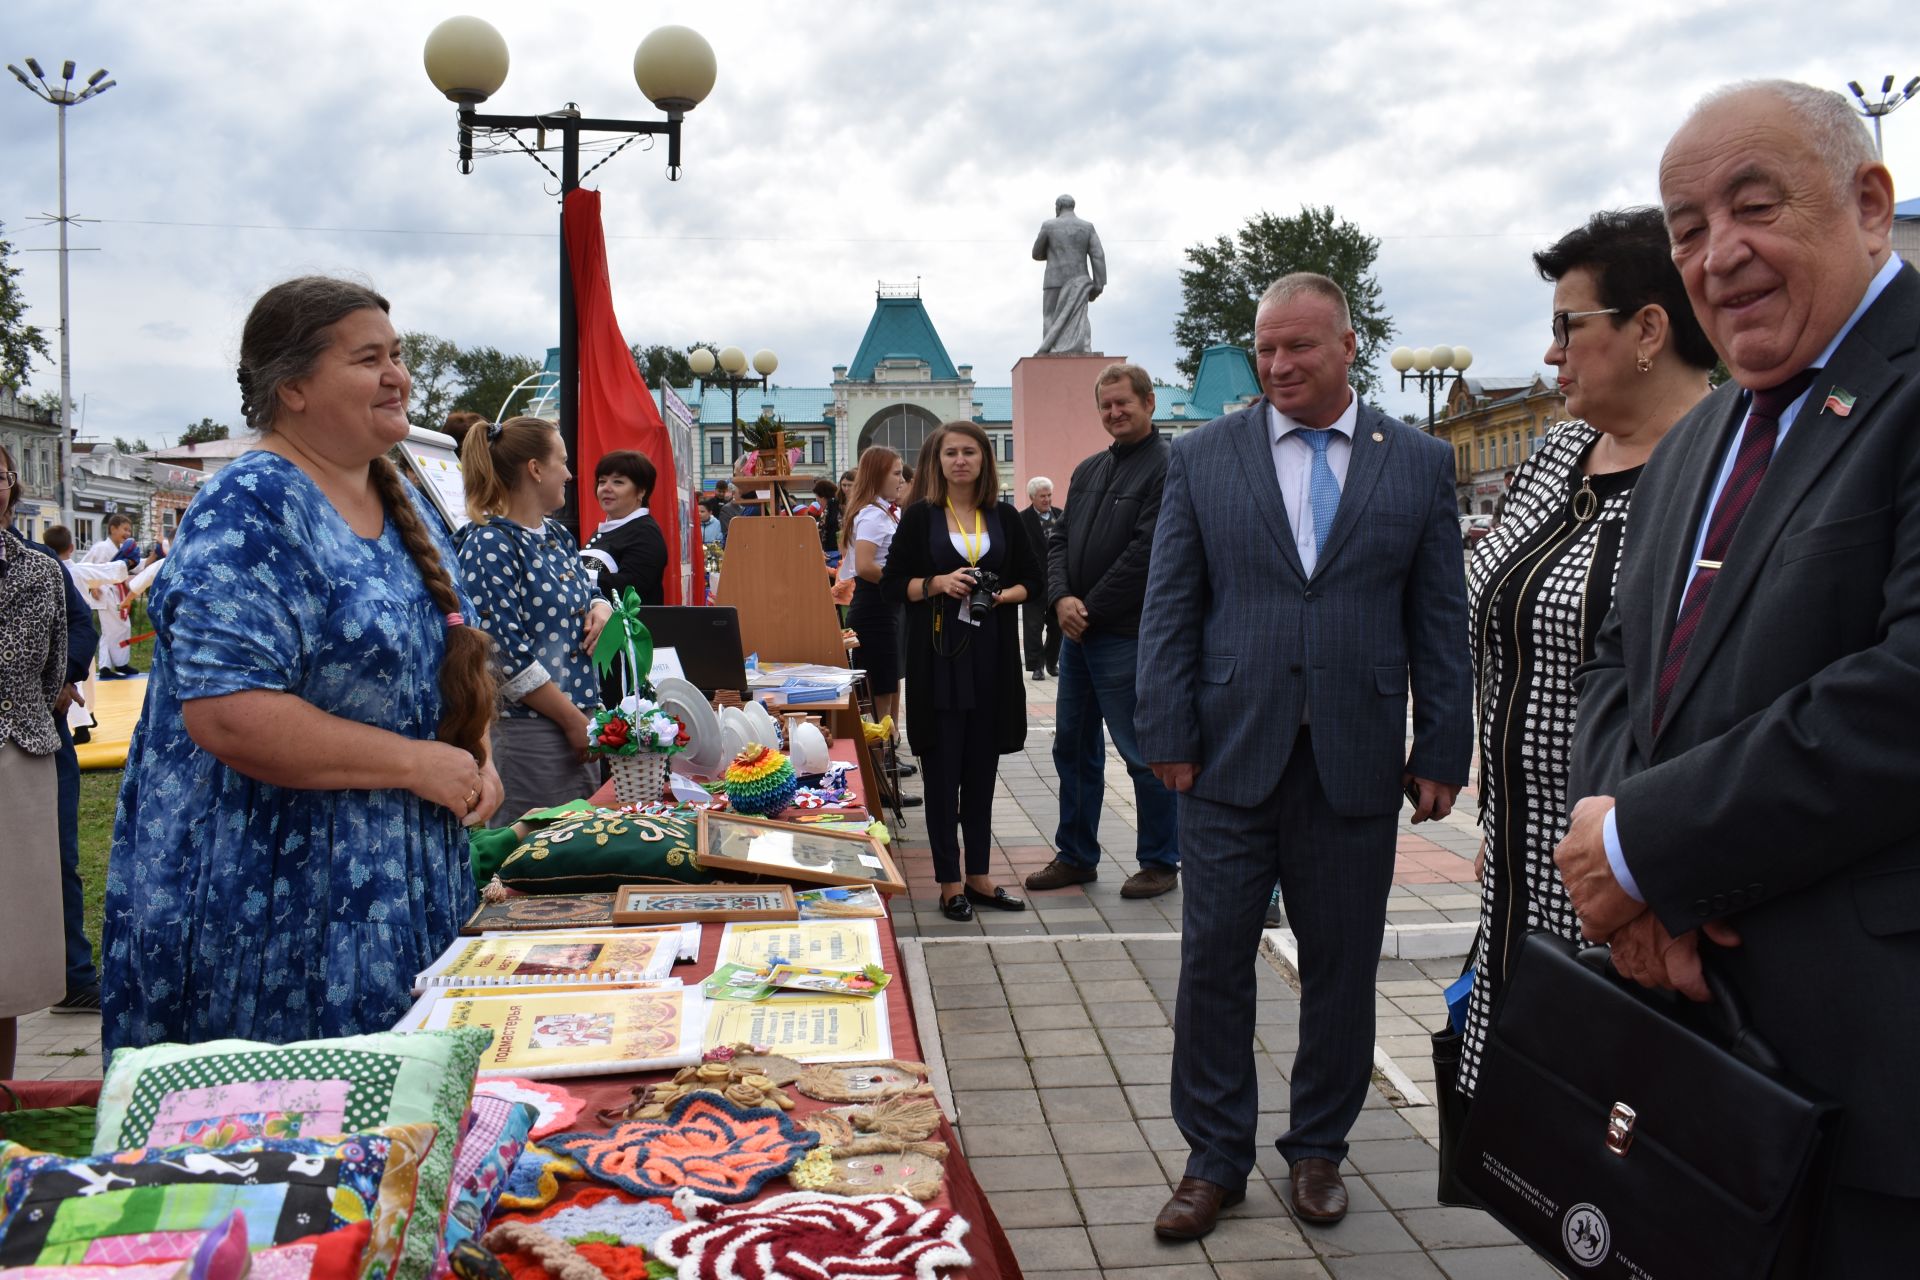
[114,435,146,454]
[402,330,464,428]
[451,346,542,422]
[1172,206,1393,399]
[629,341,722,391]
[0,221,51,395]
[180,417,230,446]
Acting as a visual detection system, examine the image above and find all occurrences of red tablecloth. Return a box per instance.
[537,909,1018,1276]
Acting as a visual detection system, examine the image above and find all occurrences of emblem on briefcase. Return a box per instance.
[1561,1202,1610,1269]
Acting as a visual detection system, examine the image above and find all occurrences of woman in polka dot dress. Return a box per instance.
[457,418,612,825]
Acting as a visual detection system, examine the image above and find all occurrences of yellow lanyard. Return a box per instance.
[946,499,983,564]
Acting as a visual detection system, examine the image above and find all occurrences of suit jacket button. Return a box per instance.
[1692,898,1710,917]
[1304,590,1317,601]
[1289,663,1302,673]
[1710,894,1728,915]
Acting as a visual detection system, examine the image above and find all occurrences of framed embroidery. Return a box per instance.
[696,813,905,894]
[612,883,796,924]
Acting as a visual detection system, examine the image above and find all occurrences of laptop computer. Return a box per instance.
[636,606,750,698]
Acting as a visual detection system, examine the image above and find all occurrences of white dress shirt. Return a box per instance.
[1267,389,1359,577]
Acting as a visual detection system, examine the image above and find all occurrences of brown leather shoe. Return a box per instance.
[1023,858,1097,891]
[1121,866,1179,899]
[1288,1157,1348,1224]
[1152,1176,1245,1241]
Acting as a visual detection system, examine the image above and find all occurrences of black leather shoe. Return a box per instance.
[892,760,918,778]
[964,884,1026,911]
[1031,670,1045,681]
[940,893,974,922]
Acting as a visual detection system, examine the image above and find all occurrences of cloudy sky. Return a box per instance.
[4,0,1915,447]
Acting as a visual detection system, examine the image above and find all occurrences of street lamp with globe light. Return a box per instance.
[423,15,715,530]
[1390,344,1473,433]
[688,345,779,481]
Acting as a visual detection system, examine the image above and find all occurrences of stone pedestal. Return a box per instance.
[1011,352,1120,509]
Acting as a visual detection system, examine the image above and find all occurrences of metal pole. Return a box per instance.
[55,98,73,521]
[728,379,741,481]
[1873,113,1885,160]
[558,115,581,534]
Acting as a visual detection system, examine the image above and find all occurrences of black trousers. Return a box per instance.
[1022,599,1060,673]
[919,706,999,884]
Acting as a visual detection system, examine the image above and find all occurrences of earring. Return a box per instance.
[1636,356,1652,374]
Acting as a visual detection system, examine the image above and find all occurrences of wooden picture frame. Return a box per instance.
[697,811,907,895]
[612,882,798,924]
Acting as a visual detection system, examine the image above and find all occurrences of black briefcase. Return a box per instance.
[1456,932,1839,1278]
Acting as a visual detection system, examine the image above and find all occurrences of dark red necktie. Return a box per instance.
[1652,367,1818,733]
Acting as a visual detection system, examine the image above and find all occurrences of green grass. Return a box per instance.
[73,600,153,970]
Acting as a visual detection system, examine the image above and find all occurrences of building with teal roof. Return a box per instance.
[524,281,1259,494]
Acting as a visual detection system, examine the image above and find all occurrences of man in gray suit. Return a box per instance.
[1032,195,1106,354]
[1558,81,1918,1273]
[1137,273,1471,1239]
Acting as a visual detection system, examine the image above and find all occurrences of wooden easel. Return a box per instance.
[715,516,889,815]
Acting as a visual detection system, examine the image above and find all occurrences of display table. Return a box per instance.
[530,909,1019,1277]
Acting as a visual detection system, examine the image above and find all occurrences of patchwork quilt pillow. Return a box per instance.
[432,1095,535,1279]
[0,1126,431,1280]
[93,1028,491,1280]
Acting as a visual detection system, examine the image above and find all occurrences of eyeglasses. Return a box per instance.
[1552,308,1620,349]
[0,470,17,486]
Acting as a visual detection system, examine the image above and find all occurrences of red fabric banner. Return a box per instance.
[562,188,687,604]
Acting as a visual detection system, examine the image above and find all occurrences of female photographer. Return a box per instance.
[882,422,1041,921]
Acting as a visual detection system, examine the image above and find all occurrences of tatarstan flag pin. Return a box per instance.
[1824,386,1856,417]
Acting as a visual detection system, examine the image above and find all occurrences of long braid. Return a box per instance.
[368,456,496,760]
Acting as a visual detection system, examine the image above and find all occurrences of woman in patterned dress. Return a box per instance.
[1456,209,1718,1097]
[102,277,500,1053]
[0,442,70,1073]
[457,417,612,824]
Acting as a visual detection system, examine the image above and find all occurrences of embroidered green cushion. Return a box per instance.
[92,1027,491,1280]
[493,809,708,894]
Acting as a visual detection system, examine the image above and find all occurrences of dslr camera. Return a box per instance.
[960,566,1001,624]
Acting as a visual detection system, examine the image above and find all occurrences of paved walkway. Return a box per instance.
[888,674,1555,1277]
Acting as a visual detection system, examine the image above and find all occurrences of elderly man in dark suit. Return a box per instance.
[1557,80,1918,1274]
[1017,476,1062,679]
[1137,273,1471,1239]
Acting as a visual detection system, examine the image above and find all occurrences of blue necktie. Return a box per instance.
[1301,428,1341,559]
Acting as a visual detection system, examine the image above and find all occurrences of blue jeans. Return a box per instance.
[55,719,97,993]
[1052,631,1179,870]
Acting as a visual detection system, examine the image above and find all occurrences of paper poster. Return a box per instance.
[417,930,677,988]
[395,979,683,1030]
[402,441,469,531]
[716,920,882,971]
[703,994,893,1063]
[420,988,707,1079]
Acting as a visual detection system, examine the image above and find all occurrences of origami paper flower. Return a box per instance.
[546,1094,818,1204]
[650,1189,971,1280]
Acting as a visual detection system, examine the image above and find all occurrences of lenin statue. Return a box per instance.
[1033,195,1107,354]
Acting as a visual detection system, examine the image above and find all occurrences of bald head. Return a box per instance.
[1658,80,1894,389]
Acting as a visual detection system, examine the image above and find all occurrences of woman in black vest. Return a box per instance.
[883,421,1042,921]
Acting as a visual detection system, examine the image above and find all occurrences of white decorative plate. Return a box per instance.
[656,677,723,775]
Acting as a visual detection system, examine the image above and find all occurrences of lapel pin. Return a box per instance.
[1371,431,1384,442]
[1823,386,1855,418]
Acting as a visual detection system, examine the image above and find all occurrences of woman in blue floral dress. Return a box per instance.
[102,277,502,1053]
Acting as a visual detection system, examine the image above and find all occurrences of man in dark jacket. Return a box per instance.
[1026,362,1180,899]
[1018,476,1062,679]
